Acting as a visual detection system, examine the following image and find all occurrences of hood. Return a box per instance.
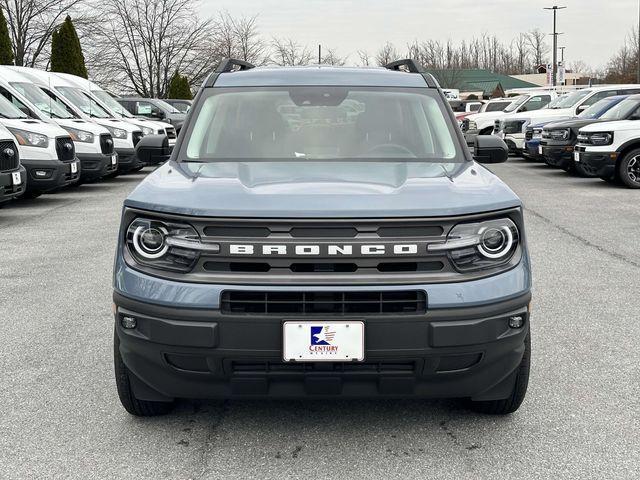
[467,111,502,122]
[0,118,69,138]
[55,118,111,135]
[95,117,141,133]
[522,108,573,122]
[544,118,602,130]
[580,120,640,133]
[124,160,521,218]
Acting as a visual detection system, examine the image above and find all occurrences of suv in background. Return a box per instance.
[575,103,640,188]
[114,59,532,417]
[164,99,192,113]
[540,95,631,174]
[0,124,25,204]
[117,97,186,132]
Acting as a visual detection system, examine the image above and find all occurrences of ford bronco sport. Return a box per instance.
[113,59,532,416]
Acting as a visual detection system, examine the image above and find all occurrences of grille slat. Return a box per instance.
[55,136,75,161]
[0,141,19,171]
[221,290,427,316]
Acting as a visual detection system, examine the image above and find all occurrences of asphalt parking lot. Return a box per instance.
[1,159,639,480]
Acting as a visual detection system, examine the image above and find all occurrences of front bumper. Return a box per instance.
[503,134,525,154]
[78,152,118,181]
[115,147,141,172]
[114,291,530,401]
[0,166,26,203]
[541,143,574,168]
[21,158,80,193]
[524,139,543,160]
[574,146,617,178]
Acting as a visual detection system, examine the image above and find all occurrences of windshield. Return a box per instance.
[578,98,617,119]
[154,99,180,113]
[550,90,591,109]
[56,86,111,118]
[10,82,75,119]
[184,87,461,163]
[504,96,527,113]
[599,98,640,121]
[0,93,28,119]
[484,101,510,112]
[91,89,133,117]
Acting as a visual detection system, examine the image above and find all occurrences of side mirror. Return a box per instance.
[135,134,171,166]
[576,104,588,114]
[152,107,165,119]
[474,135,508,164]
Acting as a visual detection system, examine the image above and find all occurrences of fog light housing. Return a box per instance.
[121,316,137,329]
[33,169,52,178]
[508,315,524,329]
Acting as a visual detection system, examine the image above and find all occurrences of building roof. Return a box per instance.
[425,69,538,93]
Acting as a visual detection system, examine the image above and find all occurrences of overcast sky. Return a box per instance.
[201,0,638,69]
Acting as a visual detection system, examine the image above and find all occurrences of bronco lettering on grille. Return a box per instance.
[229,244,419,256]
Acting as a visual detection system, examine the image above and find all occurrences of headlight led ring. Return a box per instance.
[477,225,513,259]
[132,225,169,259]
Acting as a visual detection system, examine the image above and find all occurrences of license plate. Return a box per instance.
[574,151,580,162]
[70,161,78,173]
[538,145,543,155]
[111,154,117,165]
[11,171,21,185]
[283,321,364,362]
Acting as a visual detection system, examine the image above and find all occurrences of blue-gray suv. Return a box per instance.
[113,59,532,416]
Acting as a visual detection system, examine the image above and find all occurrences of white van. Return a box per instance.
[0,89,79,197]
[0,123,26,204]
[9,67,143,173]
[53,72,177,148]
[0,67,118,182]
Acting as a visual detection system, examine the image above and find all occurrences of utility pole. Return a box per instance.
[318,44,322,64]
[545,5,566,86]
[637,0,640,83]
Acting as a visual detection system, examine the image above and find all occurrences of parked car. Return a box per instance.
[540,95,631,174]
[53,73,177,149]
[114,59,531,417]
[117,97,186,132]
[0,89,79,198]
[465,92,555,151]
[461,97,517,136]
[497,85,640,156]
[9,67,144,174]
[164,99,192,113]
[575,100,640,188]
[0,124,25,204]
[0,67,118,182]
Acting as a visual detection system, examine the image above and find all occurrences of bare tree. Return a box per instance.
[526,29,549,67]
[375,42,398,66]
[86,0,214,97]
[321,47,345,66]
[356,50,371,66]
[2,0,84,66]
[212,11,266,65]
[513,33,529,74]
[269,38,312,66]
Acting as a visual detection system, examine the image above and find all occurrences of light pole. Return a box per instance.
[545,5,566,86]
[637,0,640,83]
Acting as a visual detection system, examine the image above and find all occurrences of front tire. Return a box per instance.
[468,333,530,415]
[114,331,174,416]
[618,149,640,188]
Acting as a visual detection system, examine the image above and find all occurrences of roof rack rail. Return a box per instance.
[383,59,439,88]
[204,58,255,87]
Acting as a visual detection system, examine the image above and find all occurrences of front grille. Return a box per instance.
[99,134,114,155]
[221,290,427,316]
[165,126,176,139]
[0,140,19,171]
[132,131,143,146]
[55,136,75,161]
[230,360,417,374]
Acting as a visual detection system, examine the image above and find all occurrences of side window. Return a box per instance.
[581,90,617,110]
[618,88,640,95]
[520,95,551,112]
[135,101,154,116]
[0,86,33,116]
[629,105,640,121]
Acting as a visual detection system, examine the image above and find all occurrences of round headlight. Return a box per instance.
[133,225,168,258]
[478,226,513,259]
